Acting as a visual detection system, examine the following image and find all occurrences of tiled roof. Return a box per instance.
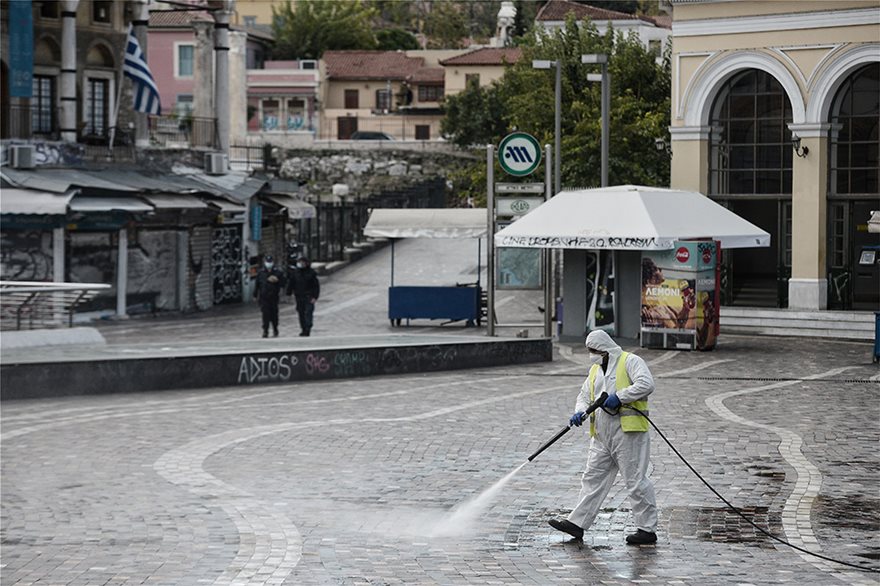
[322,51,425,80]
[149,10,274,39]
[409,66,445,84]
[536,0,641,22]
[149,10,212,27]
[642,14,672,29]
[439,47,522,66]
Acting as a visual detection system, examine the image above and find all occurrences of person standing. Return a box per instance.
[548,329,658,545]
[286,256,320,337]
[253,254,286,338]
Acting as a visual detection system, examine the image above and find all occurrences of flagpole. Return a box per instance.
[108,23,131,151]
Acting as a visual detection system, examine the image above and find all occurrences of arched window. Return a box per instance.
[709,70,793,196]
[827,62,879,310]
[829,63,879,197]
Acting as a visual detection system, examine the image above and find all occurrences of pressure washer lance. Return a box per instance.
[526,396,879,574]
[527,392,607,462]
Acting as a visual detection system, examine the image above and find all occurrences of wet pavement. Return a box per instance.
[2,238,879,585]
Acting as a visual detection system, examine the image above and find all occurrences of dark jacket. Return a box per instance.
[287,267,320,300]
[253,267,286,305]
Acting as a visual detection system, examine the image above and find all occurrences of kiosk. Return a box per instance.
[363,209,487,326]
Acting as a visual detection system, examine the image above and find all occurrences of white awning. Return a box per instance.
[206,198,246,212]
[141,194,209,209]
[1,188,74,215]
[264,194,316,219]
[494,185,770,250]
[69,196,154,213]
[363,208,488,239]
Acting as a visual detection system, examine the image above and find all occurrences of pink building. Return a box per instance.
[148,9,271,117]
[247,60,319,139]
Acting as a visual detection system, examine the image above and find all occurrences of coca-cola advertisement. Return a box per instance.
[640,240,719,351]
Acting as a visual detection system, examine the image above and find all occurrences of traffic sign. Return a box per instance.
[495,182,545,193]
[496,196,545,217]
[498,132,541,177]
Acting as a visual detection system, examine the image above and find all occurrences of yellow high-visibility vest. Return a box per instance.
[588,351,649,436]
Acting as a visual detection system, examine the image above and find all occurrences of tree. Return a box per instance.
[271,0,378,60]
[376,28,421,50]
[442,14,671,205]
[423,1,468,49]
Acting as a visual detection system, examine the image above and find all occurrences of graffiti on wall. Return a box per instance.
[0,231,53,281]
[128,230,178,310]
[212,225,242,304]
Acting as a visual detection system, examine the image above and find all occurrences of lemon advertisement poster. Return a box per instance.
[641,240,719,350]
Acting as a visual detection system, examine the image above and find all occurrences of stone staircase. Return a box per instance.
[720,306,877,341]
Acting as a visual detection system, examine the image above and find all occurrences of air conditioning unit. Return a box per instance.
[204,152,228,175]
[11,145,35,169]
[300,60,317,70]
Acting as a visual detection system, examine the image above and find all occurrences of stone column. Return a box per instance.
[192,20,215,121]
[59,0,80,143]
[788,123,831,309]
[132,0,150,147]
[52,228,65,282]
[212,4,234,155]
[228,30,248,145]
[669,126,711,193]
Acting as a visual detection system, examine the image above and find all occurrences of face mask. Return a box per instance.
[297,262,305,269]
[264,262,274,270]
[588,353,604,365]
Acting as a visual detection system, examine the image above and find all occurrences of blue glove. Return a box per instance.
[604,393,621,410]
[570,411,586,427]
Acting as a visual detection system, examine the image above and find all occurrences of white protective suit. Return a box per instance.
[567,330,658,533]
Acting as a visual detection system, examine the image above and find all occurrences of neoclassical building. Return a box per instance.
[670,0,879,311]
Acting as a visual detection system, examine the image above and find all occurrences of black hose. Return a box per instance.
[629,406,879,574]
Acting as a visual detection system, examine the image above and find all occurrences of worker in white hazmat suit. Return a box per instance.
[548,329,658,545]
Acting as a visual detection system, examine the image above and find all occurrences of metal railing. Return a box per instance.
[0,281,111,331]
[148,115,217,149]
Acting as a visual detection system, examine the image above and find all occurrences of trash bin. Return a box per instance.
[874,312,880,363]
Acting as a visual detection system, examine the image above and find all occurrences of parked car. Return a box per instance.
[350,131,395,141]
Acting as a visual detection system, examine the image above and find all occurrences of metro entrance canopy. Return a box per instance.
[494,185,770,250]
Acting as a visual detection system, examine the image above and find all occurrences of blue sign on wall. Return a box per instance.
[9,0,34,98]
[251,204,262,241]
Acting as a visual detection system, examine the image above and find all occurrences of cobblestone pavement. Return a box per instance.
[93,238,546,345]
[3,335,879,585]
[3,239,880,585]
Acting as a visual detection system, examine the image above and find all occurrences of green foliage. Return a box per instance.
[423,1,469,49]
[271,0,378,60]
[443,13,671,194]
[376,28,421,50]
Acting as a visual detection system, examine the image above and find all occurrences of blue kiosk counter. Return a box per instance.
[363,208,487,327]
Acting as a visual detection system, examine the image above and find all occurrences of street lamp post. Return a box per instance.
[581,54,609,187]
[532,60,561,195]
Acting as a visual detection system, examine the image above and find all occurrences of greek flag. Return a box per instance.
[123,24,161,115]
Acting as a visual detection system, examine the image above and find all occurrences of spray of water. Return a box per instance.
[428,462,527,538]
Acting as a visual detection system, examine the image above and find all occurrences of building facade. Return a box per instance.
[670,0,879,311]
[536,0,672,61]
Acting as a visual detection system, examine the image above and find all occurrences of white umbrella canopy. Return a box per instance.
[494,185,771,250]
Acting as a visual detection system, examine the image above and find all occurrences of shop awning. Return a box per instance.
[363,208,488,239]
[141,194,210,209]
[1,188,75,215]
[494,185,770,250]
[263,194,316,219]
[205,198,246,212]
[69,196,154,213]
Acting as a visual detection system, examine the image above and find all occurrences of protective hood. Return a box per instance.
[585,330,623,365]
